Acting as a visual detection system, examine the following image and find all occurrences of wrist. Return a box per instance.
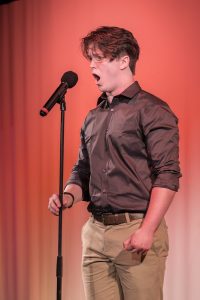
[140,222,156,235]
[63,192,75,208]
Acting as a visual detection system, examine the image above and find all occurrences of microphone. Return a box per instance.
[39,71,78,117]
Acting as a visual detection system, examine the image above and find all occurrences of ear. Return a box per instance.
[119,55,130,70]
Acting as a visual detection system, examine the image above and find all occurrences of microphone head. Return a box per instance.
[61,71,78,88]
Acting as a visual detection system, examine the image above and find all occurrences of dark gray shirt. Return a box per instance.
[67,81,181,214]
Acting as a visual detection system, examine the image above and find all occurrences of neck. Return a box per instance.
[107,77,135,103]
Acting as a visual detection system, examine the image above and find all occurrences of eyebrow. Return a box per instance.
[87,52,105,60]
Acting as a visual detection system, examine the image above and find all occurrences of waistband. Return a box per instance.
[92,212,145,226]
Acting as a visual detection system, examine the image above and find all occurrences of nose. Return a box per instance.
[90,59,96,69]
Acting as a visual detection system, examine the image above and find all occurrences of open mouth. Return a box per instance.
[93,74,100,82]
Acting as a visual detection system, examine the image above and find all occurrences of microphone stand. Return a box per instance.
[56,97,66,300]
[40,71,78,299]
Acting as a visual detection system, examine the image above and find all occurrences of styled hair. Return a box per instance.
[81,26,140,74]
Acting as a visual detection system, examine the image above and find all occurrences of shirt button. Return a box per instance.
[111,108,114,112]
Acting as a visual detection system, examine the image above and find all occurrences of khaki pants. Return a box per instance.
[81,217,169,300]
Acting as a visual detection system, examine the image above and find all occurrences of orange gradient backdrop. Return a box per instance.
[0,0,200,299]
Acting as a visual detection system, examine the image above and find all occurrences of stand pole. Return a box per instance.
[56,99,66,300]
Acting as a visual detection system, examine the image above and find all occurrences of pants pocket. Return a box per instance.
[152,219,169,258]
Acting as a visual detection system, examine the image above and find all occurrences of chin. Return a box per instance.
[97,85,109,93]
[97,86,105,92]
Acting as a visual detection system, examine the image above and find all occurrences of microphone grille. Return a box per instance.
[61,71,78,88]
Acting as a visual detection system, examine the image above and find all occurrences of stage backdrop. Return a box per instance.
[0,0,199,299]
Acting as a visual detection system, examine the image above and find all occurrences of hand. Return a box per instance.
[123,227,154,254]
[48,193,74,216]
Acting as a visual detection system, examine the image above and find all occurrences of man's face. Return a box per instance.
[87,47,123,95]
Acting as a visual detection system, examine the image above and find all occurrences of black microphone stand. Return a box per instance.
[56,97,66,300]
[40,71,78,299]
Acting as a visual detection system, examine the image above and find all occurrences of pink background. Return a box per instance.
[0,0,200,299]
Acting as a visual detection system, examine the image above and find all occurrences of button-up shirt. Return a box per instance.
[67,81,181,214]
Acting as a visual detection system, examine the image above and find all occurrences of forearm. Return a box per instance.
[141,187,176,234]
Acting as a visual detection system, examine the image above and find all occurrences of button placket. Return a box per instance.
[102,108,114,198]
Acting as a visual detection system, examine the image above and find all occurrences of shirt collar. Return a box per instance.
[97,81,141,107]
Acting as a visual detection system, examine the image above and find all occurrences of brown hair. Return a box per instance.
[81,26,140,74]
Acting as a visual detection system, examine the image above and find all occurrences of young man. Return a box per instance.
[48,26,181,300]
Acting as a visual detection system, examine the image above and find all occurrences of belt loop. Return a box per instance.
[125,212,131,223]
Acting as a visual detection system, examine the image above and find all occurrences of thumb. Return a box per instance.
[123,237,131,249]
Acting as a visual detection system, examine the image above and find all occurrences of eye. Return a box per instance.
[93,55,105,62]
[95,56,102,61]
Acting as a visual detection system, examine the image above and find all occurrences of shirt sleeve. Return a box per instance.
[65,126,91,201]
[141,102,182,191]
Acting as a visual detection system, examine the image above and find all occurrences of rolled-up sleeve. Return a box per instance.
[141,103,182,191]
[66,127,91,201]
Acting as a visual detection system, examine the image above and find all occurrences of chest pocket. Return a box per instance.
[106,108,145,156]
